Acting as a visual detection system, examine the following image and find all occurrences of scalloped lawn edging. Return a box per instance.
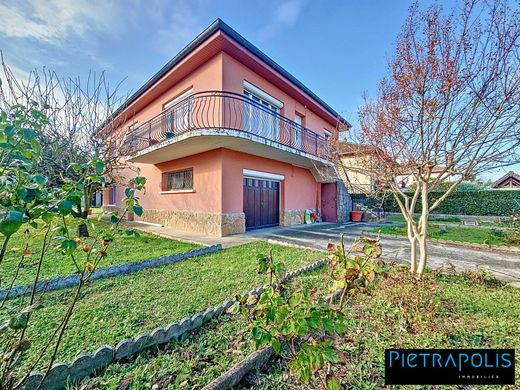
[21,259,327,390]
[1,245,221,300]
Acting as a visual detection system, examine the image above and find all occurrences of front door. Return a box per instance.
[243,178,280,229]
[321,182,337,222]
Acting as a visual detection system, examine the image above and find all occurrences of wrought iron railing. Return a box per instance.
[121,91,332,160]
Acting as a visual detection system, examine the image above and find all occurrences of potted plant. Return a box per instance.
[350,210,364,222]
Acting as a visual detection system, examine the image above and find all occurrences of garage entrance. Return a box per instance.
[243,177,280,229]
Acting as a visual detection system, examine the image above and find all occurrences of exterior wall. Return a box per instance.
[117,53,224,132]
[104,149,233,236]
[103,147,321,235]
[339,155,374,193]
[221,53,337,139]
[103,46,344,235]
[221,148,319,226]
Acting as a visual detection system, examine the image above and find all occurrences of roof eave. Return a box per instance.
[105,18,349,129]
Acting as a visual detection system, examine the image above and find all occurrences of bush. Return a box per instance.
[351,190,520,216]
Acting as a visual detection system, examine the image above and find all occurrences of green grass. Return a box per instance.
[83,310,255,389]
[2,242,324,374]
[386,215,462,224]
[0,221,199,285]
[252,266,520,389]
[367,224,515,246]
[80,269,327,389]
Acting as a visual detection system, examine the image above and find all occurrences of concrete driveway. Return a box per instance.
[247,222,520,283]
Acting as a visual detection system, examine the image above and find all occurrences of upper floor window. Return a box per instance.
[243,81,283,141]
[243,81,283,113]
[294,113,304,127]
[128,122,139,148]
[164,88,193,110]
[244,90,280,114]
[163,88,193,136]
[323,129,332,142]
[161,168,193,191]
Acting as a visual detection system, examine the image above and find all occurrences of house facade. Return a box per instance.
[102,19,350,236]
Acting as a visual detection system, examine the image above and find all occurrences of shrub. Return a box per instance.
[352,190,520,216]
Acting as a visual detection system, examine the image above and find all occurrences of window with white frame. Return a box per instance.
[293,113,304,148]
[163,88,193,136]
[243,81,282,141]
[323,129,332,142]
[128,122,139,149]
[161,169,193,191]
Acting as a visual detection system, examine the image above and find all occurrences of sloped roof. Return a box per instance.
[108,18,349,128]
[338,142,378,155]
[491,171,520,188]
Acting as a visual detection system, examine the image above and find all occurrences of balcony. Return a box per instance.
[121,91,333,164]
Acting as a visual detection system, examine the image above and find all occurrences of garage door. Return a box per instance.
[243,177,280,229]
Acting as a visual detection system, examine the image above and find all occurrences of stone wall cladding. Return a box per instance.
[336,180,351,223]
[22,258,327,390]
[1,245,222,300]
[221,212,245,236]
[280,208,316,226]
[137,210,245,236]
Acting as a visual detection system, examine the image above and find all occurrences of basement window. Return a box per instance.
[161,169,193,192]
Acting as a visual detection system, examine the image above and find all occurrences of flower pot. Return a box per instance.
[350,210,364,222]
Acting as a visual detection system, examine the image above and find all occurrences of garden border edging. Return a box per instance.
[21,258,327,390]
[1,245,222,300]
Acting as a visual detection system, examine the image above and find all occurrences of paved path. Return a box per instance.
[124,221,520,282]
[248,223,520,283]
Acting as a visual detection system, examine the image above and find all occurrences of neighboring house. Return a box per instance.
[338,141,456,193]
[102,19,351,236]
[337,142,378,193]
[395,166,447,189]
[491,171,520,190]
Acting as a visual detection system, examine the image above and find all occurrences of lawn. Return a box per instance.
[251,266,520,389]
[386,215,462,224]
[0,220,199,286]
[2,242,324,374]
[81,271,326,389]
[366,223,515,246]
[87,312,255,389]
[79,263,520,389]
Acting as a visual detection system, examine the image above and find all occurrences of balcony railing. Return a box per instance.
[121,91,332,160]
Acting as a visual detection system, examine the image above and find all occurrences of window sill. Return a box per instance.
[106,204,117,207]
[160,189,196,194]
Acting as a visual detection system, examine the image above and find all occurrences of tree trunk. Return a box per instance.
[77,186,94,238]
[407,221,418,274]
[77,221,89,238]
[416,185,430,277]
[417,232,428,275]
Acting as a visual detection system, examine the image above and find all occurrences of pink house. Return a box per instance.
[103,19,351,236]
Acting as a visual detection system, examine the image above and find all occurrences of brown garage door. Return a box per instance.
[243,177,279,229]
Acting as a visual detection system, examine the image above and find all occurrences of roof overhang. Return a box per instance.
[104,19,350,132]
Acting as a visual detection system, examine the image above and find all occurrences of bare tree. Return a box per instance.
[337,0,520,277]
[0,55,133,236]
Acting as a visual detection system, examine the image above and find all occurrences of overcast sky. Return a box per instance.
[0,0,517,180]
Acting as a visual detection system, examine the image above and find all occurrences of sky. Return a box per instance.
[0,0,517,181]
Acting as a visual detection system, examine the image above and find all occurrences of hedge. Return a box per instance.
[351,190,520,216]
